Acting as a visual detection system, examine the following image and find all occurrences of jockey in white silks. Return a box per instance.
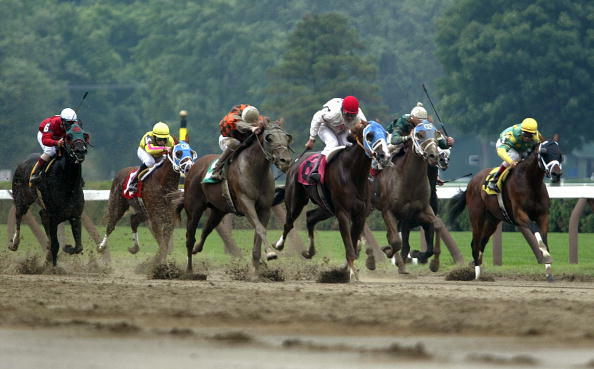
[304,96,367,182]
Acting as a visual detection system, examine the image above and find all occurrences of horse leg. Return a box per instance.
[192,208,225,254]
[336,210,358,282]
[303,207,333,259]
[411,207,437,264]
[473,215,500,280]
[254,206,275,264]
[237,196,271,272]
[526,211,553,282]
[127,211,147,255]
[48,220,60,267]
[63,217,83,254]
[9,204,29,251]
[185,204,207,273]
[274,186,308,252]
[381,210,405,273]
[98,196,129,253]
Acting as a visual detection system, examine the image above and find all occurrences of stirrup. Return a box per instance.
[29,172,42,186]
[487,181,499,192]
[309,172,321,183]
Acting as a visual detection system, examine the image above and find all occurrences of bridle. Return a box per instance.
[537,141,562,178]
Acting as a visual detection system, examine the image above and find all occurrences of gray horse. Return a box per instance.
[371,124,444,273]
[176,121,292,273]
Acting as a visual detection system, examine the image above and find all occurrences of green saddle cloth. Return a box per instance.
[202,158,222,184]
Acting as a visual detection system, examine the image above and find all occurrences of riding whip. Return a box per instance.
[422,83,449,137]
[75,91,89,110]
[442,172,472,183]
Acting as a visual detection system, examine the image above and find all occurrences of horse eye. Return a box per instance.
[175,151,182,158]
[365,132,374,142]
[265,134,273,143]
[287,134,293,144]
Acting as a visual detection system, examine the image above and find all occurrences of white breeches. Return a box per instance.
[37,132,56,158]
[318,124,349,156]
[496,139,520,167]
[218,135,240,151]
[137,147,156,167]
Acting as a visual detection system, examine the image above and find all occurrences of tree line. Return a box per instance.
[1,0,591,180]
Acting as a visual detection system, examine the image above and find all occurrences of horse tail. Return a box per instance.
[447,190,467,224]
[167,190,185,222]
[272,185,285,206]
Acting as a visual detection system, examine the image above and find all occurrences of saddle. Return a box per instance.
[202,158,223,184]
[482,166,515,224]
[482,166,512,195]
[122,160,165,199]
[297,147,344,186]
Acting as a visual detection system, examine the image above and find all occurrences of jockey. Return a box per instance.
[387,102,455,209]
[488,117,544,192]
[304,96,367,182]
[211,104,262,181]
[128,122,175,192]
[30,108,86,185]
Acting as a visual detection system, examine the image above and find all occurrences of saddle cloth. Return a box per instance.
[298,154,327,186]
[297,147,345,186]
[122,160,164,199]
[202,158,221,184]
[482,166,512,195]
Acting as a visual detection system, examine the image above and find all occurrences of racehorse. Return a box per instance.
[273,121,392,281]
[372,123,443,273]
[98,141,196,266]
[448,140,563,281]
[9,122,89,266]
[176,120,292,273]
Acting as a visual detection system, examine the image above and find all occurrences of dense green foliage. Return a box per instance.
[1,0,454,179]
[436,0,594,142]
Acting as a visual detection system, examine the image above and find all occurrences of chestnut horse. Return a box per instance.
[177,121,292,273]
[273,121,392,281]
[10,122,88,266]
[448,140,562,281]
[98,141,196,266]
[372,123,443,273]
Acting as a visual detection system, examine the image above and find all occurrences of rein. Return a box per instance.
[354,135,374,158]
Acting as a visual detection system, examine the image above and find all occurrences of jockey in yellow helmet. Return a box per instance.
[128,122,175,192]
[487,118,544,192]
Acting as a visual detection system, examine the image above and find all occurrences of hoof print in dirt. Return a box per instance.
[211,331,253,344]
[318,268,350,283]
[258,268,285,282]
[183,272,207,281]
[445,267,494,281]
[151,261,181,280]
[16,255,44,275]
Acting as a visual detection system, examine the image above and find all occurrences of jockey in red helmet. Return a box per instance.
[304,96,367,182]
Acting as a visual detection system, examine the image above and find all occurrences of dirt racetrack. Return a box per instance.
[1,260,594,368]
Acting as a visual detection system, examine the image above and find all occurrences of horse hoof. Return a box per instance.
[8,244,18,252]
[429,258,440,272]
[128,245,140,254]
[192,243,203,255]
[301,250,313,259]
[381,246,394,258]
[365,255,376,271]
[546,274,554,283]
[63,245,82,255]
[411,250,427,264]
[266,252,278,261]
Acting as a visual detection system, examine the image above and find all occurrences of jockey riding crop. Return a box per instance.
[422,83,449,138]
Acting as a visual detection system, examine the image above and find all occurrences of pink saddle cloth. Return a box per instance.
[297,153,327,186]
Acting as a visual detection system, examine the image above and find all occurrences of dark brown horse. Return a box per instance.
[176,121,292,273]
[98,141,196,266]
[372,123,443,273]
[9,123,88,266]
[273,121,392,281]
[448,140,563,281]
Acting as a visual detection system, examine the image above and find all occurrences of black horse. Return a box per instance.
[9,123,89,266]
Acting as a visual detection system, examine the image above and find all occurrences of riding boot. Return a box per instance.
[211,146,235,181]
[309,158,322,183]
[29,157,48,186]
[488,164,506,191]
[129,163,147,192]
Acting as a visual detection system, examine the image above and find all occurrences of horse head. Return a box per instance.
[411,121,440,167]
[63,122,88,163]
[169,141,197,176]
[538,140,563,183]
[362,120,392,169]
[258,120,293,173]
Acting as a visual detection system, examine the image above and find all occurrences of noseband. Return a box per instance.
[537,142,562,178]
